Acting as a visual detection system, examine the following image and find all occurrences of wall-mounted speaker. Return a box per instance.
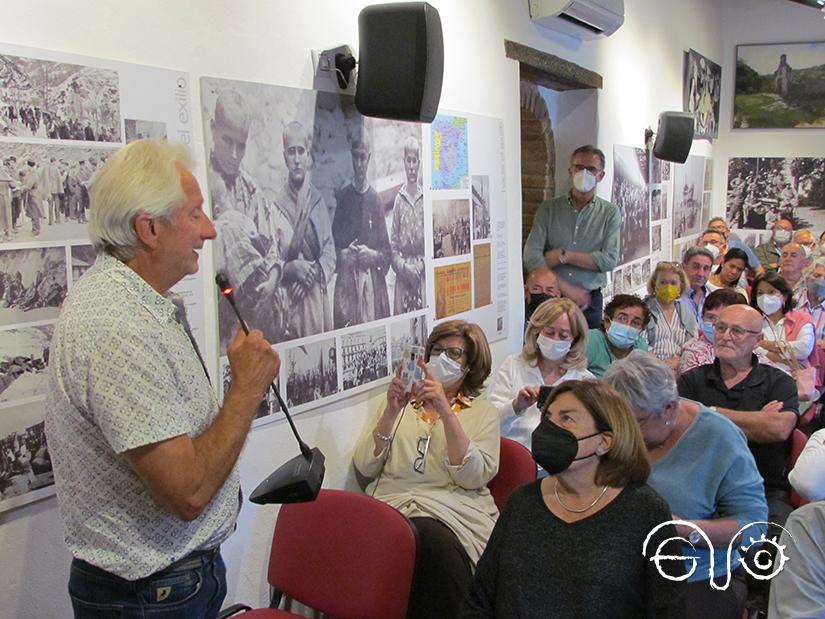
[652,111,694,163]
[355,2,444,123]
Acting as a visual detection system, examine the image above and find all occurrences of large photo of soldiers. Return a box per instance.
[0,142,114,243]
[432,198,471,258]
[285,338,338,407]
[612,145,650,266]
[389,314,428,372]
[683,49,722,139]
[0,53,120,142]
[0,247,66,326]
[341,326,388,391]
[672,155,706,240]
[726,156,825,230]
[0,325,52,404]
[201,78,425,356]
[471,175,491,241]
[0,405,52,510]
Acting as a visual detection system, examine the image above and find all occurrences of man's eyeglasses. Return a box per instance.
[714,322,761,339]
[413,434,431,474]
[430,346,465,361]
[571,163,601,175]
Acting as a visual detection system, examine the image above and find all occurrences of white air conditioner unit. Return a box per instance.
[528,0,624,40]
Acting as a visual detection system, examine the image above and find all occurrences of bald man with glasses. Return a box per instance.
[677,304,798,534]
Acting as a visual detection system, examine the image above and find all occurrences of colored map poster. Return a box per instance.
[431,114,469,190]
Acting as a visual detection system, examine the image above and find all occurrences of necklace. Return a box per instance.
[553,478,609,513]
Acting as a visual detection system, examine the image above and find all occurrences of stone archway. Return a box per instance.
[520,80,554,248]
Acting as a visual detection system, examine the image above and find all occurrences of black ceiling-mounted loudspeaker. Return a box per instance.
[355,2,444,123]
[652,111,695,164]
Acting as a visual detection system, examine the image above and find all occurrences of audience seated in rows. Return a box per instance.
[755,218,793,272]
[778,242,812,305]
[707,247,750,299]
[681,245,716,321]
[523,265,560,326]
[605,351,767,619]
[643,261,696,371]
[585,294,649,377]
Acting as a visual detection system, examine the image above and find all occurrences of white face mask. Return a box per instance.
[774,229,791,244]
[426,353,465,386]
[572,169,597,193]
[703,243,721,260]
[536,334,572,361]
[757,293,783,315]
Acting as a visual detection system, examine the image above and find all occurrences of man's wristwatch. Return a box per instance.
[559,249,568,265]
[688,528,701,545]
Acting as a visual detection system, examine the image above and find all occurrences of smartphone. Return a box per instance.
[400,344,425,393]
[537,385,554,411]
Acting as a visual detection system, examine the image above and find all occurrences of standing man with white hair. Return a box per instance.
[46,139,280,617]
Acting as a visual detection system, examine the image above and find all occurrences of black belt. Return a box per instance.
[159,546,220,574]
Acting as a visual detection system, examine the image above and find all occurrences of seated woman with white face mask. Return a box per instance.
[353,319,498,619]
[489,297,593,453]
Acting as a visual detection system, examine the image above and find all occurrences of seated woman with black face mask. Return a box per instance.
[354,319,498,619]
[464,380,686,619]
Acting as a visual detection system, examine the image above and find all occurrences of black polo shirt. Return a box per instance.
[677,355,799,490]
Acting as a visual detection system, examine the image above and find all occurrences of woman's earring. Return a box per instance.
[596,446,605,455]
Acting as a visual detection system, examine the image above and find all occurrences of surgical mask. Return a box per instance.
[757,293,783,315]
[606,321,641,349]
[703,244,721,260]
[426,352,465,385]
[572,169,597,193]
[808,278,825,301]
[536,334,571,361]
[530,417,603,474]
[655,283,681,304]
[701,320,716,343]
[774,229,791,244]
[526,292,554,320]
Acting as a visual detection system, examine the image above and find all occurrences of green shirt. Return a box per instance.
[523,193,621,291]
[585,328,648,378]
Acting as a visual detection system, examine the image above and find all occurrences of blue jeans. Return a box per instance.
[68,550,227,618]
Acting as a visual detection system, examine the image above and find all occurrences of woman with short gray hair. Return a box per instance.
[604,350,767,619]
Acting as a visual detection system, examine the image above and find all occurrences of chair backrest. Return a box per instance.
[786,428,809,509]
[488,437,537,510]
[267,489,417,619]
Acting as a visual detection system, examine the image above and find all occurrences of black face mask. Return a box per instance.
[530,417,603,474]
[526,293,555,321]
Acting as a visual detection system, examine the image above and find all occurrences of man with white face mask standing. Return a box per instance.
[523,145,620,329]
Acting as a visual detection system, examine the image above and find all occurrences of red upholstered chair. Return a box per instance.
[488,437,537,510]
[787,428,810,509]
[219,489,417,619]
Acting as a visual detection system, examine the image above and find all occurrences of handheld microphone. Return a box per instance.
[216,273,325,504]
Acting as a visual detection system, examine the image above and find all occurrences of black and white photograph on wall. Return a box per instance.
[612,145,650,265]
[0,413,53,509]
[0,325,52,404]
[124,119,167,144]
[220,358,280,420]
[0,247,66,326]
[662,161,671,182]
[69,244,96,282]
[726,156,825,230]
[200,78,423,354]
[0,142,115,244]
[389,314,428,371]
[0,53,120,142]
[704,157,714,191]
[672,155,705,240]
[651,188,663,221]
[631,262,643,289]
[622,268,633,293]
[471,175,491,241]
[432,198,470,258]
[651,224,662,253]
[734,42,825,129]
[702,191,712,230]
[641,259,651,283]
[683,49,722,139]
[341,326,388,391]
[650,157,662,185]
[285,338,338,407]
[612,267,624,295]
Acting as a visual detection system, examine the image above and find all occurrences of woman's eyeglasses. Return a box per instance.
[413,434,431,474]
[430,346,465,361]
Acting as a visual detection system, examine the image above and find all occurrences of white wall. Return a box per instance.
[0,1,794,616]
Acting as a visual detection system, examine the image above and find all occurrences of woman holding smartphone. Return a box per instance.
[488,297,593,452]
[353,319,499,619]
